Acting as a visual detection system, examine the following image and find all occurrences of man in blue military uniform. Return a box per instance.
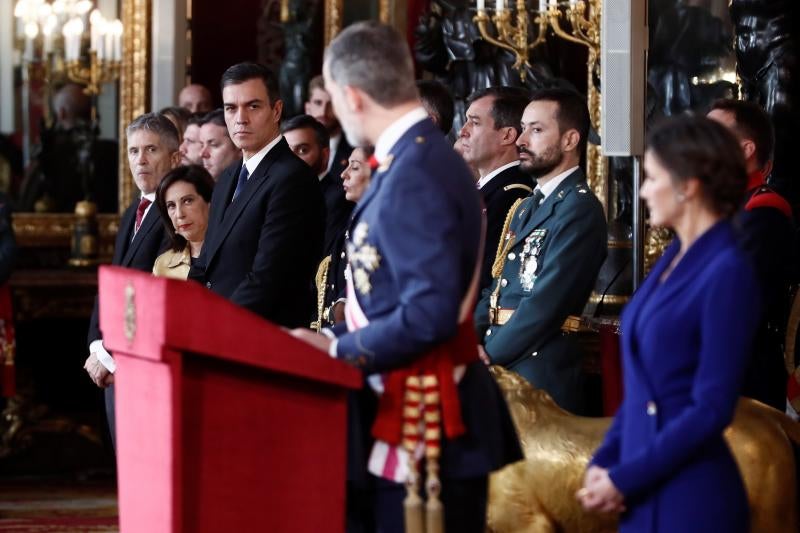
[291,21,522,533]
[474,88,607,415]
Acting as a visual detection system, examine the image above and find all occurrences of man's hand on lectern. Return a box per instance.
[289,328,333,354]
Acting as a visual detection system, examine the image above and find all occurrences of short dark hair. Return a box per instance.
[710,99,774,168]
[281,114,330,150]
[220,62,281,105]
[529,87,591,163]
[187,112,205,128]
[200,108,227,129]
[647,115,747,218]
[466,86,530,135]
[127,112,181,152]
[324,21,417,107]
[155,164,216,252]
[416,80,455,134]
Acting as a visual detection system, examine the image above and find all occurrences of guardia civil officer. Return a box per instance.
[474,88,607,414]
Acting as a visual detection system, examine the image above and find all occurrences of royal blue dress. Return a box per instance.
[591,220,760,532]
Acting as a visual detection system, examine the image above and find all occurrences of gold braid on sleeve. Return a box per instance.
[310,255,332,332]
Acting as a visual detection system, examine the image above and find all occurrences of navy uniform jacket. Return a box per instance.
[478,164,533,291]
[188,138,325,328]
[591,221,759,533]
[333,118,522,480]
[88,197,169,345]
[474,168,607,414]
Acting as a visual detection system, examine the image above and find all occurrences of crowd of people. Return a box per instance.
[79,20,795,533]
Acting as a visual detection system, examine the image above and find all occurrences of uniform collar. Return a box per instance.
[746,169,767,192]
[477,160,520,190]
[535,165,579,200]
[374,107,429,163]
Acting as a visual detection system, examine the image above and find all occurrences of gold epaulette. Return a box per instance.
[503,183,533,194]
[311,255,332,332]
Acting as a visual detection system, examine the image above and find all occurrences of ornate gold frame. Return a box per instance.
[11,0,150,242]
[324,0,398,46]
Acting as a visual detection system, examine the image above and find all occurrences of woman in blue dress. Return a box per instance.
[577,115,761,532]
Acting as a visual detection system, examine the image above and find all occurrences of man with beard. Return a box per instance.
[474,88,607,415]
[179,114,204,165]
[199,109,239,180]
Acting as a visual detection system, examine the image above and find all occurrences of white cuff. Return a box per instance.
[327,338,338,359]
[90,339,116,373]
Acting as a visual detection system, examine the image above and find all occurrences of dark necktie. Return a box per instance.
[520,189,545,227]
[231,164,249,202]
[134,197,151,235]
[531,188,545,211]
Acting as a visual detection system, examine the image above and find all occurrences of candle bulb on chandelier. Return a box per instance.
[539,0,546,11]
[495,0,504,12]
[111,20,123,61]
[549,0,557,7]
[476,0,485,12]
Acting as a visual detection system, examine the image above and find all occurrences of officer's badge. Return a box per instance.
[349,222,381,295]
[519,229,547,291]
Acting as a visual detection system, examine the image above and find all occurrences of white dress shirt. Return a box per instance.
[535,165,579,200]
[476,160,521,190]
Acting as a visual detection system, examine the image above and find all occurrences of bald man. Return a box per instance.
[178,84,213,114]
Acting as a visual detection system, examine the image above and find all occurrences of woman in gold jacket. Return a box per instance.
[152,164,215,279]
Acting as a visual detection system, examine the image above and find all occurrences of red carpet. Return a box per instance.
[0,478,118,532]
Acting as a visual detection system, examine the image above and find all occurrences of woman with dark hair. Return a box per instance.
[577,115,760,532]
[312,146,374,330]
[152,164,215,279]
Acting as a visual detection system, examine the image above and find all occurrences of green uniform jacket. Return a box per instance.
[474,168,607,413]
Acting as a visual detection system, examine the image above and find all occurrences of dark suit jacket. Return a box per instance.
[478,163,533,291]
[591,221,759,532]
[87,198,169,345]
[475,168,607,414]
[188,138,325,327]
[328,133,352,185]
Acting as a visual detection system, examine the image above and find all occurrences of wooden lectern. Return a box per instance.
[99,266,362,532]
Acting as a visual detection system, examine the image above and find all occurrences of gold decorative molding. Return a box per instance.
[588,293,629,306]
[324,0,343,46]
[11,213,120,248]
[118,0,152,212]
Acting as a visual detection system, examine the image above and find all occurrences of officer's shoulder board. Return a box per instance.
[745,185,792,220]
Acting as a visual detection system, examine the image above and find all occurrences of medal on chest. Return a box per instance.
[347,222,381,295]
[519,229,546,292]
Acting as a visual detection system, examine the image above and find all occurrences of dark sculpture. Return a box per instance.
[647,0,737,117]
[414,0,555,134]
[731,0,799,207]
[278,0,319,118]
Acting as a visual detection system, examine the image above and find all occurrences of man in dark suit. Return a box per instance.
[708,99,796,410]
[282,114,354,255]
[459,86,533,290]
[291,22,522,533]
[474,88,607,415]
[188,63,325,327]
[305,75,353,180]
[305,76,355,256]
[83,113,180,443]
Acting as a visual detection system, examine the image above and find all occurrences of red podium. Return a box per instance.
[99,266,362,533]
